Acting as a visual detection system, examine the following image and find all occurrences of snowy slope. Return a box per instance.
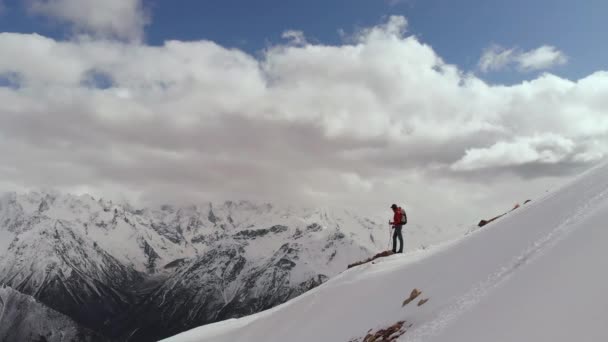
[163,161,608,342]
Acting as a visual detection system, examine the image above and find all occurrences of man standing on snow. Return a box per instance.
[390,204,406,253]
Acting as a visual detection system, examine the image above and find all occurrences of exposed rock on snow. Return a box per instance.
[402,288,422,307]
[361,321,412,342]
[348,250,394,269]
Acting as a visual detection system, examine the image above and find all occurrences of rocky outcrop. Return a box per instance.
[478,200,532,227]
[360,321,412,342]
[348,250,394,269]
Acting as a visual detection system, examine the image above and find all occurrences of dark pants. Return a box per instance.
[392,225,404,253]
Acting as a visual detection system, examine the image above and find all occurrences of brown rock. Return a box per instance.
[417,298,429,306]
[402,288,422,306]
[348,250,395,269]
[362,321,412,342]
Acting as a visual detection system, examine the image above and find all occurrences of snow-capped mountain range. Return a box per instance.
[2,191,440,341]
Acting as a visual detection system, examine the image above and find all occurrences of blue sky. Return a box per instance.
[1,0,606,84]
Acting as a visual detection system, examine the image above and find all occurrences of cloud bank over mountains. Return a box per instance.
[1,6,606,226]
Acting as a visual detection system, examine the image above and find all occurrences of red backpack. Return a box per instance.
[399,207,408,225]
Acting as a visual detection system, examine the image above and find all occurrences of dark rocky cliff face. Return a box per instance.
[128,243,329,341]
[0,286,108,342]
[0,222,142,338]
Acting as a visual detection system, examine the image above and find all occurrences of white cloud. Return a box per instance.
[27,0,148,41]
[0,16,606,228]
[479,45,516,73]
[282,30,307,46]
[479,44,568,73]
[451,134,576,171]
[516,45,568,71]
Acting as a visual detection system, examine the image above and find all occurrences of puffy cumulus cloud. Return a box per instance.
[479,44,568,72]
[0,16,606,229]
[451,134,577,171]
[27,0,148,41]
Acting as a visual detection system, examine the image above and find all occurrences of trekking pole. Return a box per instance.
[388,222,393,251]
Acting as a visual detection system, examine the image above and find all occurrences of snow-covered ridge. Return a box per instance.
[163,161,608,342]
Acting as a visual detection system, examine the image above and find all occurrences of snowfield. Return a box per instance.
[163,161,608,342]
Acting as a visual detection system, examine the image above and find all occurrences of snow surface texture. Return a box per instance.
[0,285,105,341]
[164,161,608,342]
[1,192,459,340]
